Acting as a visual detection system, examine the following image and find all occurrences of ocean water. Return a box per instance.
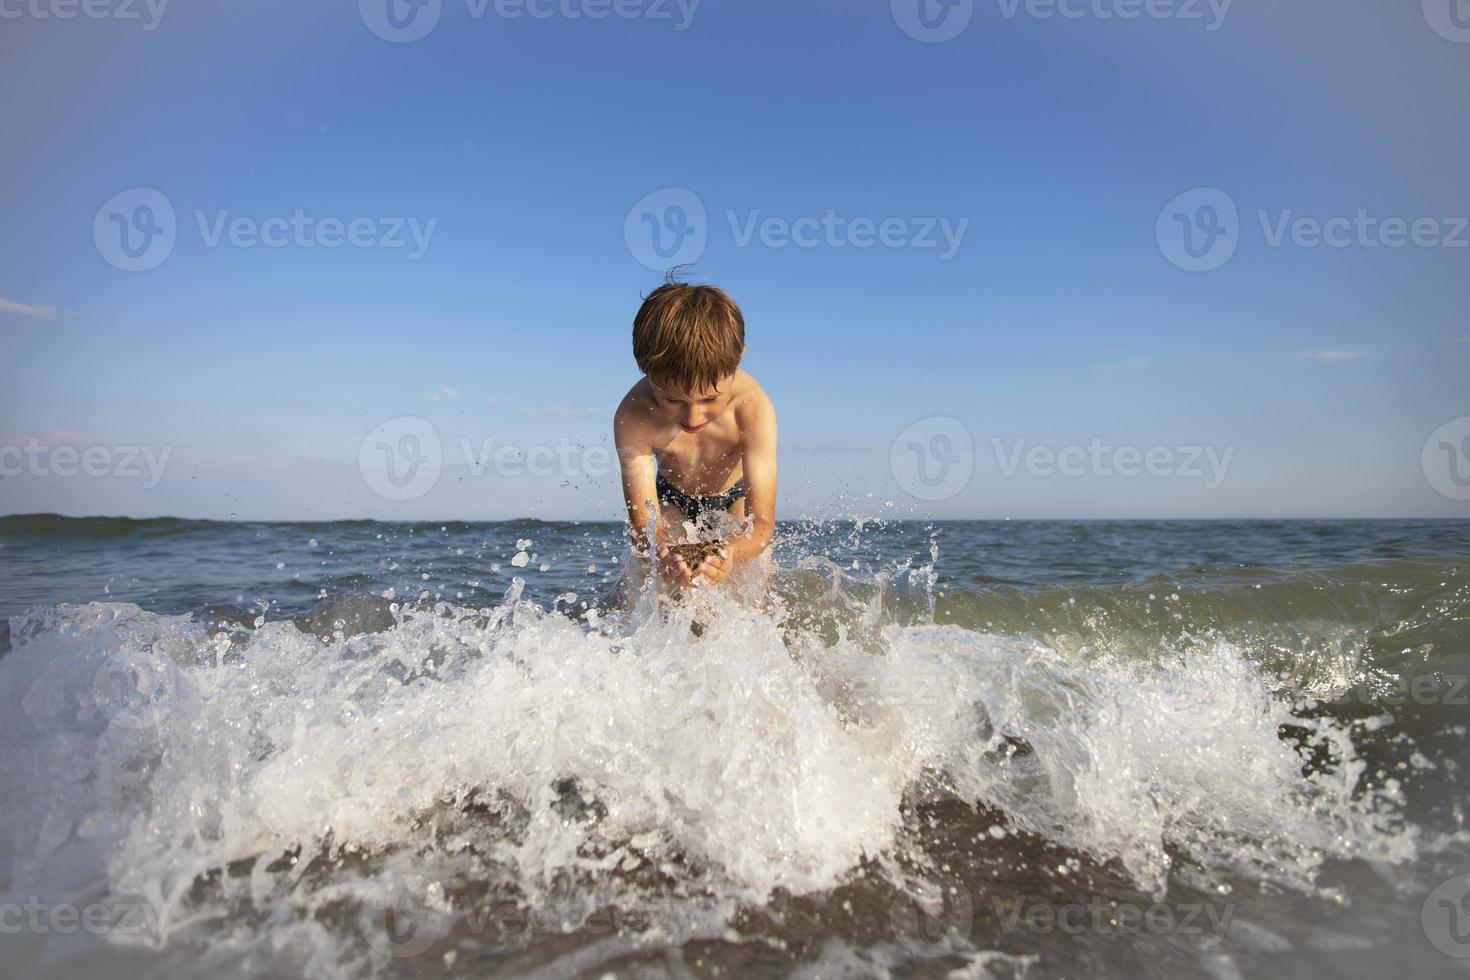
[1,515,1467,979]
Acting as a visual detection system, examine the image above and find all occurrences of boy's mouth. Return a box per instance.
[678,421,708,433]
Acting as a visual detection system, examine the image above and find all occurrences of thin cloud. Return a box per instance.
[429,390,519,404]
[514,405,604,418]
[0,297,60,322]
[782,438,887,454]
[1299,349,1367,362]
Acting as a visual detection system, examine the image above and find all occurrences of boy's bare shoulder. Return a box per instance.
[614,379,658,445]
[734,371,776,425]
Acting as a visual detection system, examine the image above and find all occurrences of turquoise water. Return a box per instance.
[1,516,1467,978]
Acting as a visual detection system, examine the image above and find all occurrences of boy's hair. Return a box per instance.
[632,276,745,394]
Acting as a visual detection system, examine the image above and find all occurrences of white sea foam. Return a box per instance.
[0,574,1416,978]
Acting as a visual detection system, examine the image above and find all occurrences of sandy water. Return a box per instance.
[1,516,1467,979]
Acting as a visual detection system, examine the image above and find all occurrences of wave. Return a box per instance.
[0,552,1436,978]
[0,514,581,534]
[0,513,206,537]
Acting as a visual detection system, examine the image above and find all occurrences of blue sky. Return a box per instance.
[1,0,1467,520]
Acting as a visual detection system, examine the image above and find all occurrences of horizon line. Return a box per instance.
[1,511,1463,525]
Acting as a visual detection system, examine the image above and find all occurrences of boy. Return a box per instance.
[614,278,777,589]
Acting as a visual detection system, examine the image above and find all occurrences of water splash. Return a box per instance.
[0,548,1434,978]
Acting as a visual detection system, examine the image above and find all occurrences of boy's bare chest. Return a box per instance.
[651,427,744,489]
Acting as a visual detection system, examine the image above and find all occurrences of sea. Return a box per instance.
[1,515,1467,979]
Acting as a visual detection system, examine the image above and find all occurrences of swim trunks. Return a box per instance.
[655,470,747,521]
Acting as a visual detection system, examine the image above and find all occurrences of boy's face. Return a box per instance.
[649,374,737,434]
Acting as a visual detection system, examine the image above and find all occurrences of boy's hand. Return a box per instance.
[654,543,696,588]
[690,546,733,586]
[654,544,732,588]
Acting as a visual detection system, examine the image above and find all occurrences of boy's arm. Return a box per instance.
[613,397,666,554]
[725,394,777,565]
